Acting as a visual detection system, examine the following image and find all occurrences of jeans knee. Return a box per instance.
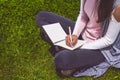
[54,50,71,70]
[36,11,49,27]
[37,11,49,17]
[54,53,63,69]
[36,11,46,21]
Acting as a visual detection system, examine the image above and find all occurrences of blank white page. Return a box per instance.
[42,23,67,43]
[55,40,86,50]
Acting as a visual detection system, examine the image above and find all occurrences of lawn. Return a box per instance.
[0,0,120,80]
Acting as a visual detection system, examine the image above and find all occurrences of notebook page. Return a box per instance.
[55,40,86,50]
[42,23,67,43]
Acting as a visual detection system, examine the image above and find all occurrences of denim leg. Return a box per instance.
[54,49,105,70]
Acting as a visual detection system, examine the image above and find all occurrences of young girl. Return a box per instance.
[36,0,120,78]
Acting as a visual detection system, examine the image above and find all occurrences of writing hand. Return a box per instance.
[65,35,78,47]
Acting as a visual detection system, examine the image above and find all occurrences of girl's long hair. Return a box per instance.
[97,0,115,22]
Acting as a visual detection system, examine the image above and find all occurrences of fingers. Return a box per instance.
[72,35,78,46]
[65,35,72,47]
[65,35,78,47]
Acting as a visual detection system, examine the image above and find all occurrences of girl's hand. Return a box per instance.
[65,35,78,47]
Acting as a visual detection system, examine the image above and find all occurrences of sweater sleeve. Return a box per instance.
[81,15,120,49]
[73,0,88,37]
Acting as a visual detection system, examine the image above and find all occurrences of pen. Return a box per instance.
[69,26,73,47]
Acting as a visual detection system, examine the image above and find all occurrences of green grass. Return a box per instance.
[0,0,120,80]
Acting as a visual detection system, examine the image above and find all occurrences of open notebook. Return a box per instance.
[42,23,86,50]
